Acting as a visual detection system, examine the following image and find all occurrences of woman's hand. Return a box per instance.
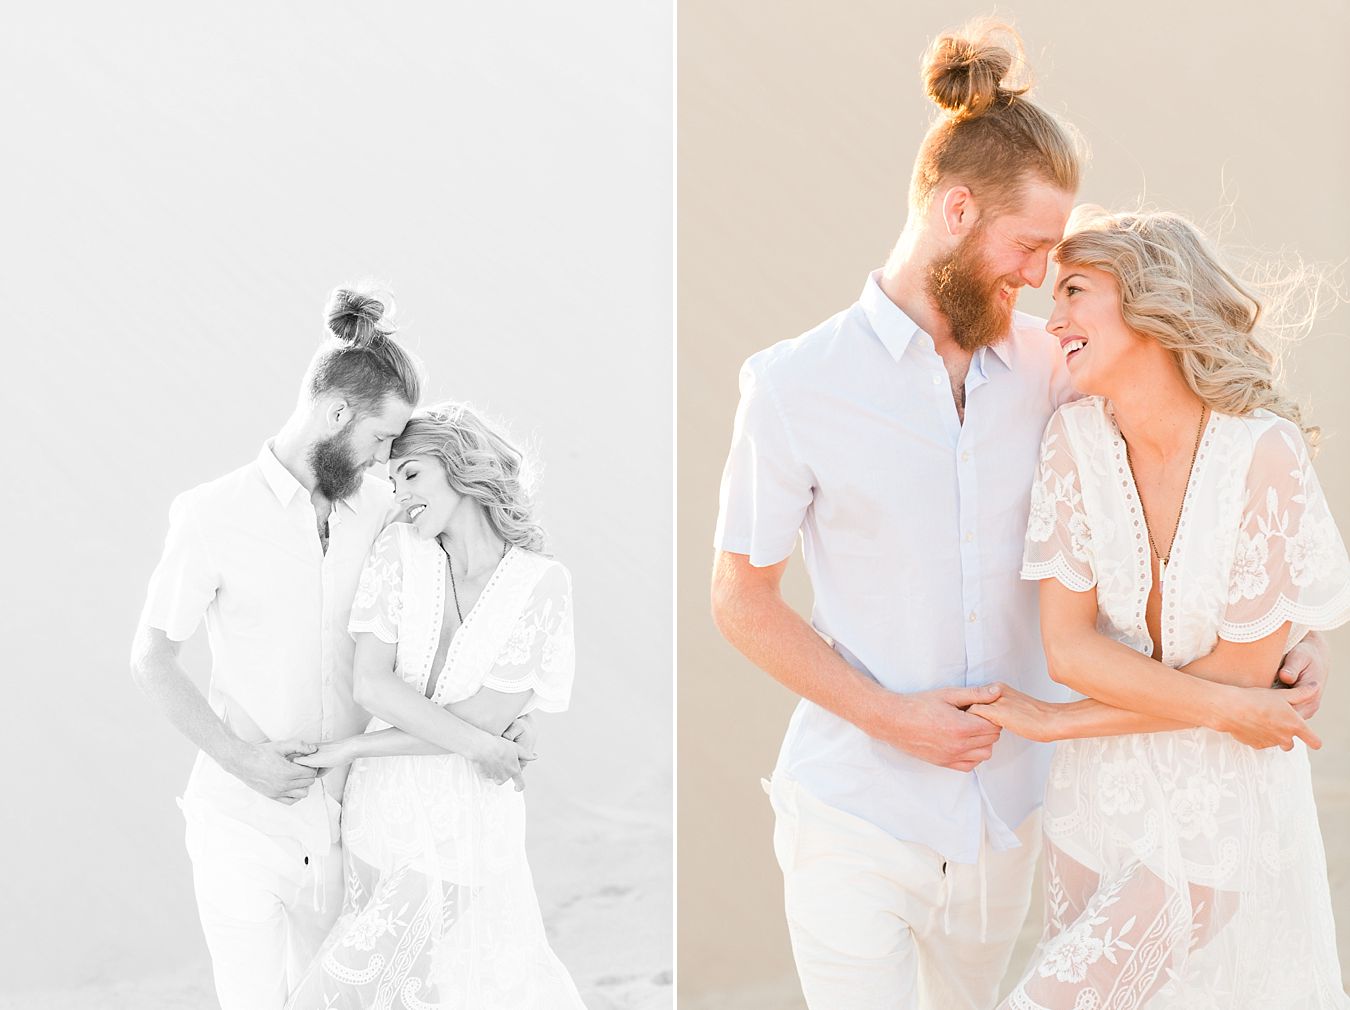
[1212,683,1322,750]
[969,685,1063,743]
[469,734,536,792]
[292,736,360,771]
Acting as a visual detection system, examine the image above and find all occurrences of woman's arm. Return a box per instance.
[300,707,540,770]
[344,632,533,786]
[972,579,1319,748]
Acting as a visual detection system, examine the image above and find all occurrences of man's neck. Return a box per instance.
[270,417,320,497]
[879,243,964,362]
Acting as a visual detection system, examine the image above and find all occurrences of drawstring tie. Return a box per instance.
[940,820,990,943]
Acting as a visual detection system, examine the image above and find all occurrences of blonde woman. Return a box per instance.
[971,210,1350,1007]
[284,403,585,1009]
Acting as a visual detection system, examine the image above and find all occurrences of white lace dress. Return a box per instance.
[285,523,585,1010]
[1005,397,1350,1010]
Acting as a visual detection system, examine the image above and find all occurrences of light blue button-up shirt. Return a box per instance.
[715,271,1076,863]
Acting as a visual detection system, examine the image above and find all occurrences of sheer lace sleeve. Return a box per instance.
[348,524,405,644]
[481,562,574,713]
[1022,407,1096,592]
[1219,420,1350,643]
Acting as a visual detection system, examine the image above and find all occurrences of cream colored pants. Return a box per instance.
[769,774,1040,1010]
[182,796,343,1010]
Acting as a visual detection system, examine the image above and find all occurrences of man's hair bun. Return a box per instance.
[923,19,1029,120]
[325,287,397,348]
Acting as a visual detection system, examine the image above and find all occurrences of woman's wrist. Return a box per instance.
[1199,683,1242,733]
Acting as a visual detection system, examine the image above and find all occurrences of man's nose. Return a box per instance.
[1021,254,1049,289]
[374,441,392,464]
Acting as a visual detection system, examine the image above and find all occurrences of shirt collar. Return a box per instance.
[256,441,361,513]
[859,270,923,361]
[861,269,1018,370]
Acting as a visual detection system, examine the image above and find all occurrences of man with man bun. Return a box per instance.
[710,21,1329,1009]
[130,289,532,1010]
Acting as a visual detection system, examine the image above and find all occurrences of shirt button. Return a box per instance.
[968,611,978,623]
[961,451,971,462]
[965,532,974,543]
[932,375,943,386]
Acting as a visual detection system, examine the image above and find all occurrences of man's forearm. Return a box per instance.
[131,642,249,772]
[713,573,890,737]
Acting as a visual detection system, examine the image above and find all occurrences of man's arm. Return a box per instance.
[1277,630,1330,718]
[129,623,319,803]
[711,550,1003,772]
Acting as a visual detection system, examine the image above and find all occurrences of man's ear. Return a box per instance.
[940,185,979,238]
[321,397,353,432]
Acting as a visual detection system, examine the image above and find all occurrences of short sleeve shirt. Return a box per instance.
[715,270,1076,862]
[140,443,395,835]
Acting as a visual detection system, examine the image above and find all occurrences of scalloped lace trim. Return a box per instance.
[347,618,398,646]
[1021,555,1097,593]
[1219,582,1350,643]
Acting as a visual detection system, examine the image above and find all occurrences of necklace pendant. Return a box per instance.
[1158,555,1167,587]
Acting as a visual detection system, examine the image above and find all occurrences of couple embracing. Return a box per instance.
[713,19,1350,1010]
[131,288,585,1008]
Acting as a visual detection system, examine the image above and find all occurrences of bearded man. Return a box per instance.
[129,286,527,1010]
[709,21,1330,1010]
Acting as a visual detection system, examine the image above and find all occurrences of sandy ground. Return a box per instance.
[2,794,672,1010]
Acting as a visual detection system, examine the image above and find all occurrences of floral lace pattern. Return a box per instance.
[1005,399,1350,1009]
[285,524,583,1009]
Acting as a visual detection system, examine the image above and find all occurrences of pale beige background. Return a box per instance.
[678,2,1350,1006]
[1,3,671,1008]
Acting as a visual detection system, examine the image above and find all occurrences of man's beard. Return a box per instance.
[926,231,1018,352]
[308,426,365,501]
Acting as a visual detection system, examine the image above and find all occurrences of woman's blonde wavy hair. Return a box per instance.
[1054,207,1329,450]
[392,402,545,552]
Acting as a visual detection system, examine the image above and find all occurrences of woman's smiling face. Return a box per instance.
[1046,262,1148,396]
[391,453,463,538]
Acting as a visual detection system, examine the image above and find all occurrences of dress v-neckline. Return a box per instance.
[1108,402,1216,662]
[423,545,517,701]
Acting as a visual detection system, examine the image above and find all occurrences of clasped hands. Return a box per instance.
[237,714,541,803]
[874,656,1326,773]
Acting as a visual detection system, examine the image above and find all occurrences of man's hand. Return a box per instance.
[233,739,320,804]
[1277,631,1330,720]
[869,684,1004,772]
[503,713,540,755]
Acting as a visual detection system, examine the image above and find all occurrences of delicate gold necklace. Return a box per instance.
[1123,407,1207,587]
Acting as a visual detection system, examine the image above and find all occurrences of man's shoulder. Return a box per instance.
[169,459,267,518]
[742,304,862,386]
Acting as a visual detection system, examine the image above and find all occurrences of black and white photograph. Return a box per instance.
[3,4,672,1009]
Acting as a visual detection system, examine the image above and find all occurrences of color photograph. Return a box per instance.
[679,3,1350,1007]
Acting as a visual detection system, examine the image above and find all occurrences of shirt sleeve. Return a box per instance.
[1219,420,1350,643]
[139,491,220,642]
[349,525,405,644]
[1021,407,1097,592]
[712,355,814,567]
[481,562,574,713]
